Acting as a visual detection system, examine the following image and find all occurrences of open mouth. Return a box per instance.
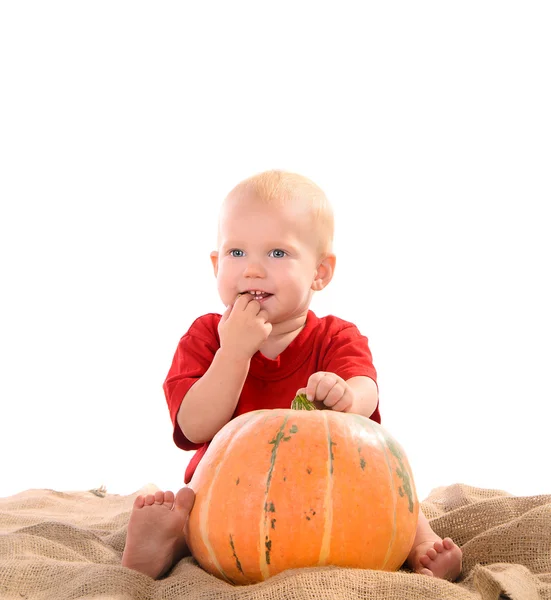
[241,290,273,301]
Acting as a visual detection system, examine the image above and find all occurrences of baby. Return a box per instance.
[122,170,462,581]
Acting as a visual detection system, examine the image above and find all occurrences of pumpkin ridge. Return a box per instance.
[384,432,415,513]
[200,412,260,584]
[363,417,398,570]
[318,411,334,565]
[199,449,234,583]
[259,415,290,579]
[229,534,244,576]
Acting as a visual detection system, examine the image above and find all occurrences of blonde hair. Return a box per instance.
[223,170,334,256]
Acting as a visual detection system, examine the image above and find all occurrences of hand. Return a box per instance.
[297,371,355,413]
[218,293,272,360]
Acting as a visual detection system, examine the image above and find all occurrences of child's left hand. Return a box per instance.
[296,371,355,413]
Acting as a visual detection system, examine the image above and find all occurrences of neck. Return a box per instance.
[269,312,308,339]
[259,312,309,359]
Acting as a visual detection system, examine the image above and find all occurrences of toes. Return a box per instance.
[164,490,175,507]
[156,490,176,508]
[443,537,455,550]
[433,540,444,553]
[426,547,438,560]
[419,555,432,568]
[418,567,434,577]
[134,490,192,512]
[133,495,145,509]
[175,487,195,513]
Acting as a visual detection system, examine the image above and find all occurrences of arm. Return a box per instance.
[303,321,379,421]
[177,294,272,444]
[297,323,379,418]
[346,375,379,418]
[177,349,250,443]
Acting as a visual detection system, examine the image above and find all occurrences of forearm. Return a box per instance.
[177,348,250,444]
[346,376,379,418]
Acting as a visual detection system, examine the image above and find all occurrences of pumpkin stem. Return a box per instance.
[290,393,318,411]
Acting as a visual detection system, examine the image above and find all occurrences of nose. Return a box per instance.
[243,259,266,279]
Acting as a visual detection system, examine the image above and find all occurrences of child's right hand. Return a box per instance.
[218,293,272,360]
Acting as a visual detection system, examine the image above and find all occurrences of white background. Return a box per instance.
[1,2,550,502]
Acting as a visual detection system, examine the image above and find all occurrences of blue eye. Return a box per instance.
[229,249,244,257]
[270,249,286,258]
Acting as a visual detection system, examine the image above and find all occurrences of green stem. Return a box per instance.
[290,393,318,411]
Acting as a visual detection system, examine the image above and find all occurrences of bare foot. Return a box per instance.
[122,487,195,579]
[409,537,462,581]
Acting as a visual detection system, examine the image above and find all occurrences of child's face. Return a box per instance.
[211,192,322,325]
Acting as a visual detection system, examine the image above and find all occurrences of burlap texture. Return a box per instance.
[0,483,549,600]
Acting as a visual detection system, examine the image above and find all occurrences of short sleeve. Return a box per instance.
[322,324,377,382]
[321,323,381,423]
[163,316,221,450]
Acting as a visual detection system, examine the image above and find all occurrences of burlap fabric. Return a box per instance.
[0,483,549,600]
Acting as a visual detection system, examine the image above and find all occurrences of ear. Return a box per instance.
[210,251,219,277]
[312,254,336,291]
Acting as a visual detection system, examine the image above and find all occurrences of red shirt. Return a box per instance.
[164,310,380,483]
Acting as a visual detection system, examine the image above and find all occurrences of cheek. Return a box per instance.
[217,267,233,288]
[215,275,233,305]
[216,262,240,293]
[216,260,234,279]
[277,265,314,290]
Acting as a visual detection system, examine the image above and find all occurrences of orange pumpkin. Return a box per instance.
[186,396,418,584]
